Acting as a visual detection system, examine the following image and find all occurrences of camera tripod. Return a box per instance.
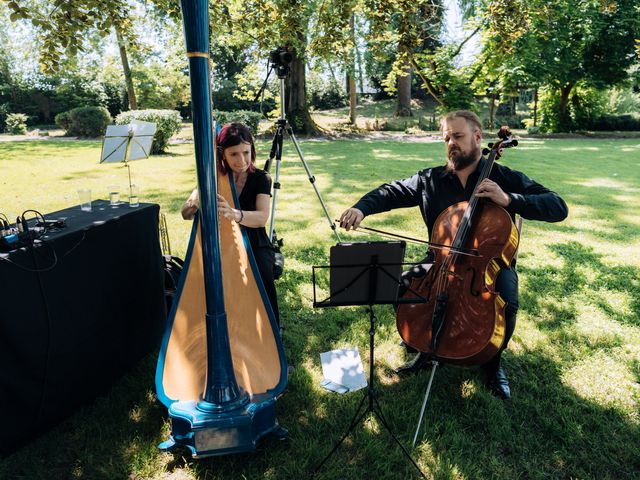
[260,57,341,244]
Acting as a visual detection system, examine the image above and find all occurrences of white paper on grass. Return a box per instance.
[320,347,367,394]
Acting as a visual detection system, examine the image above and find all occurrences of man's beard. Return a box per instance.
[446,145,480,171]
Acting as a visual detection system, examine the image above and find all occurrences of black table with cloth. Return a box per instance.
[0,200,166,455]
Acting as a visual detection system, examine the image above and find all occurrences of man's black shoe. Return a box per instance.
[486,366,511,399]
[395,352,431,376]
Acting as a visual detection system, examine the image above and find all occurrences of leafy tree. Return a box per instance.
[475,0,640,131]
[363,0,466,115]
[3,0,150,110]
[311,0,358,123]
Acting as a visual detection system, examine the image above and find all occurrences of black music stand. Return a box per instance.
[312,241,426,478]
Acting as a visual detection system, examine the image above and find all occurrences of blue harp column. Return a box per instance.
[158,0,286,457]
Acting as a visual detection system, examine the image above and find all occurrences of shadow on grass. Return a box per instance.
[2,139,639,479]
[520,241,640,331]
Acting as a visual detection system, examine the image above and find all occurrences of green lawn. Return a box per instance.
[0,136,639,479]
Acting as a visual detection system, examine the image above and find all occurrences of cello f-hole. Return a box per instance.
[466,267,481,297]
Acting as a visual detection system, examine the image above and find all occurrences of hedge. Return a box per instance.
[54,106,112,137]
[212,110,261,135]
[115,109,182,154]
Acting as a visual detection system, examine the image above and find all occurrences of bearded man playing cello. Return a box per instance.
[339,110,568,399]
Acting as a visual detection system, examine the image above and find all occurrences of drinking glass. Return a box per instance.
[108,185,120,206]
[78,189,92,212]
[129,184,139,207]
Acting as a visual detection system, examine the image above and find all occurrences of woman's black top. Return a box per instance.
[236,168,272,249]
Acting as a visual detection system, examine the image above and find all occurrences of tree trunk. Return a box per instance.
[286,44,317,134]
[354,19,365,96]
[348,13,357,125]
[349,74,357,124]
[326,60,339,86]
[558,83,574,132]
[396,61,412,117]
[115,26,137,110]
[489,93,496,131]
[533,88,538,126]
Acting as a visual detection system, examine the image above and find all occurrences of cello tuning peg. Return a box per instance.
[488,142,494,149]
[482,147,490,155]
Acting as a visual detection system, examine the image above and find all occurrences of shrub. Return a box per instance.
[308,78,347,110]
[5,113,28,135]
[115,109,182,154]
[590,114,640,131]
[482,114,526,130]
[536,84,610,132]
[211,81,276,114]
[62,106,112,137]
[0,104,10,133]
[527,126,541,135]
[212,110,261,134]
[54,111,72,131]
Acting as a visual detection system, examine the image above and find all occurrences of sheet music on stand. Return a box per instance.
[100,120,157,164]
[100,120,157,191]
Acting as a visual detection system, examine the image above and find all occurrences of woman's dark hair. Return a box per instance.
[217,122,257,174]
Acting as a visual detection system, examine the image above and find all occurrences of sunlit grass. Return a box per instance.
[1,135,639,479]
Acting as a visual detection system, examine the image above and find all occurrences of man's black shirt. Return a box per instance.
[352,157,568,237]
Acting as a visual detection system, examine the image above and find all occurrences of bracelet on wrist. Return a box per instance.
[236,209,244,223]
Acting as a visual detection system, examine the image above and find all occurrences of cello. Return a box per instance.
[155,0,287,457]
[396,127,519,366]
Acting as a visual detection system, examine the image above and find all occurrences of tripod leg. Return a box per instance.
[285,127,341,243]
[371,397,427,479]
[313,392,369,475]
[412,360,439,447]
[266,123,285,241]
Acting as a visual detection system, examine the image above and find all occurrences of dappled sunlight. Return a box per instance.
[516,139,547,146]
[598,240,640,265]
[613,195,640,207]
[566,218,620,236]
[573,177,634,191]
[574,306,626,348]
[362,416,382,435]
[559,146,601,151]
[459,379,479,399]
[596,288,634,319]
[512,145,550,151]
[563,353,639,412]
[518,321,561,359]
[3,135,640,479]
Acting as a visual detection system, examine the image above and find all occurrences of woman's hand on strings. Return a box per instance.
[217,194,241,222]
[339,208,364,231]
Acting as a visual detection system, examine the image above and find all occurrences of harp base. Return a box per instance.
[160,394,287,457]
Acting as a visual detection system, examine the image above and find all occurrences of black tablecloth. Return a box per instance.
[0,200,166,454]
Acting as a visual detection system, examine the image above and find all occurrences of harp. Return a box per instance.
[155,0,287,457]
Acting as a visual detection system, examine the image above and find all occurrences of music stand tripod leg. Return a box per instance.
[313,304,427,479]
[412,360,439,447]
[312,392,369,476]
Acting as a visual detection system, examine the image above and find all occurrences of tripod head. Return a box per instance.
[269,46,293,79]
[253,46,294,111]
